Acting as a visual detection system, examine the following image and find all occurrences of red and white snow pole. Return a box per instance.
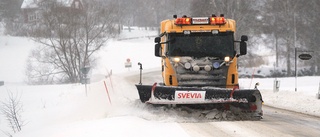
[103,81,112,105]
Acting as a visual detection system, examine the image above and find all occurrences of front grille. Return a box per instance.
[176,67,228,87]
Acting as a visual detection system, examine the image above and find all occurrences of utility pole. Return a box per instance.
[295,48,297,92]
[295,48,313,92]
[138,62,143,85]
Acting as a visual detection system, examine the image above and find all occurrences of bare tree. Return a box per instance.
[26,0,118,84]
[1,91,24,134]
[262,0,307,76]
[299,0,320,75]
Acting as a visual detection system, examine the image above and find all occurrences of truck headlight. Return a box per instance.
[224,56,230,62]
[173,57,180,63]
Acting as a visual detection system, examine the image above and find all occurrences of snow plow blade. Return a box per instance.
[135,84,263,117]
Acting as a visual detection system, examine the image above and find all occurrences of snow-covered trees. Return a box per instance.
[189,0,320,76]
[261,0,320,76]
[0,0,24,35]
[1,0,320,80]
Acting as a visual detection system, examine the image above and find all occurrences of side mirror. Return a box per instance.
[241,35,248,41]
[155,43,161,57]
[240,41,247,55]
[154,37,160,43]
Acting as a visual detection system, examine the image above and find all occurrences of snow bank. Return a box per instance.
[240,77,320,116]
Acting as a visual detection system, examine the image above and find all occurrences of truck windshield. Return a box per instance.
[167,32,234,58]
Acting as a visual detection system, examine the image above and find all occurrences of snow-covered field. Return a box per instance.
[1,28,320,137]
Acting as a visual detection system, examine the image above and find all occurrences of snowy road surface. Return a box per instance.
[180,106,320,137]
[127,70,320,137]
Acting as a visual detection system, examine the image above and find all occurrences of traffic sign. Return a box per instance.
[81,67,91,75]
[298,54,312,60]
[125,58,132,68]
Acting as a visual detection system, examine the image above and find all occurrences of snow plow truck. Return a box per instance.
[135,14,263,119]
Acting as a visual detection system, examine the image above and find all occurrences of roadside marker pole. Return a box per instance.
[249,68,256,88]
[103,81,112,105]
[106,68,114,92]
[317,82,320,99]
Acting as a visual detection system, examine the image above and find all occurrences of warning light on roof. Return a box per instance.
[210,17,226,25]
[175,17,191,25]
[174,15,226,25]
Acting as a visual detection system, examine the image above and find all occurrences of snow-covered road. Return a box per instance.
[180,106,320,137]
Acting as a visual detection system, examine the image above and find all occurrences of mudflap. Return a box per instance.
[135,84,263,118]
